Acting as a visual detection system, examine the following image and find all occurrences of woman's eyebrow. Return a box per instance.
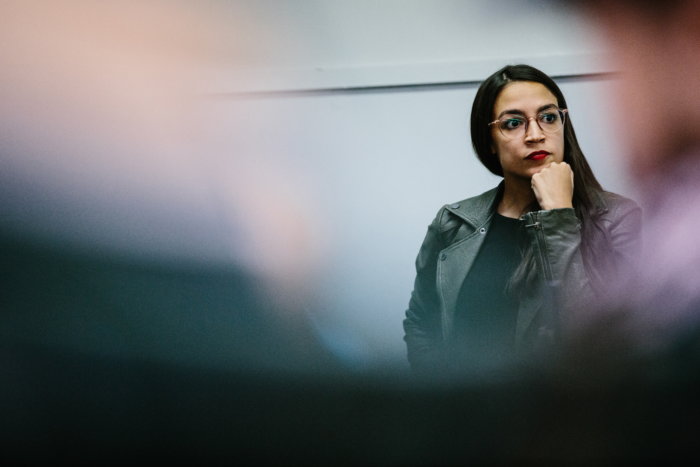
[497,108,523,118]
[537,103,558,112]
[497,103,558,119]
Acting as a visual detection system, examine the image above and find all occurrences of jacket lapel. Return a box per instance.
[437,185,501,340]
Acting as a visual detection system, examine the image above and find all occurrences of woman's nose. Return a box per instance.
[524,117,545,142]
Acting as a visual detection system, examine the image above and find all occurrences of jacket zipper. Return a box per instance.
[525,212,553,282]
[525,211,561,344]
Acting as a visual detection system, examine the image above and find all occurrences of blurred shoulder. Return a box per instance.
[597,190,642,216]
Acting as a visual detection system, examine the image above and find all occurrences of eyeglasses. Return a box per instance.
[488,107,568,140]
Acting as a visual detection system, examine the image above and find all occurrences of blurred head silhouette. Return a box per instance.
[572,0,700,179]
[0,0,330,373]
[559,0,700,356]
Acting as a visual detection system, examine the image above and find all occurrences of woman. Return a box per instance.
[403,64,642,372]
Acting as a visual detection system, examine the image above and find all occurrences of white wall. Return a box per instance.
[201,0,611,92]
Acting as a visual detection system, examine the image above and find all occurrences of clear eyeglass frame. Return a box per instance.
[488,108,568,140]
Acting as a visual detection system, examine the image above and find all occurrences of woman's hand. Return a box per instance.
[531,162,574,210]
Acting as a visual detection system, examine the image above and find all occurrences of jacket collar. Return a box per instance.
[443,182,503,228]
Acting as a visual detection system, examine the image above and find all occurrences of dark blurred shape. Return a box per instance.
[541,0,700,460]
[0,230,335,374]
[4,300,700,464]
[0,227,344,464]
[0,1,345,462]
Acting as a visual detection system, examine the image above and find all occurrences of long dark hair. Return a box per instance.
[470,64,604,295]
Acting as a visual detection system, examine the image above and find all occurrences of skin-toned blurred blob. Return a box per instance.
[560,0,700,355]
[0,0,325,308]
[581,1,700,179]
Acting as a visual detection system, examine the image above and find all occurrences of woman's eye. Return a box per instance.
[539,112,558,124]
[502,118,524,130]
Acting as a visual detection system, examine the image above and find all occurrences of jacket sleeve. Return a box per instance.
[403,211,445,371]
[523,198,643,335]
[587,196,644,290]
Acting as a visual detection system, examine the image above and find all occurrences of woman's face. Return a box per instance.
[491,81,565,183]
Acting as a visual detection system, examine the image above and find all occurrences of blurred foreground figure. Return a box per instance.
[0,1,330,370]
[532,0,700,460]
[560,1,700,365]
[0,2,343,463]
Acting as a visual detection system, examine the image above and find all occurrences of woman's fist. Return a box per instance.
[531,162,574,210]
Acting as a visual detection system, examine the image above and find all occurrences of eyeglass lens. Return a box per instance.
[497,110,565,138]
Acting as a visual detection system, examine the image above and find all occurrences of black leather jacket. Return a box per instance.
[403,184,642,371]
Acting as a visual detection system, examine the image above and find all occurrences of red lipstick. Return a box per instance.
[526,150,550,161]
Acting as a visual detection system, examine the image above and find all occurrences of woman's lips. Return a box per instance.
[527,151,549,161]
